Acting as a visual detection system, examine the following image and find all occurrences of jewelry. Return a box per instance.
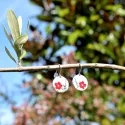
[52,65,69,92]
[72,64,88,91]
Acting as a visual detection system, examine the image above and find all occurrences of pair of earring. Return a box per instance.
[52,64,88,92]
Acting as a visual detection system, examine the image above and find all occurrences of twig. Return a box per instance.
[0,63,125,72]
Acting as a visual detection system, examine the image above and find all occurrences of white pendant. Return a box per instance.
[52,75,69,92]
[72,74,88,91]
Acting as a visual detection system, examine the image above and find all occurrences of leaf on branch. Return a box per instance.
[14,44,23,59]
[20,49,27,60]
[7,9,20,42]
[37,15,53,22]
[5,47,16,63]
[18,16,22,35]
[3,25,14,49]
[15,34,28,45]
[26,20,30,34]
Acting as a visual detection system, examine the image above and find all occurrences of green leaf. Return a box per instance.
[60,30,69,36]
[18,16,22,35]
[15,34,28,45]
[105,4,122,11]
[26,20,30,34]
[98,34,107,42]
[3,25,14,49]
[76,16,87,27]
[37,15,52,22]
[7,9,20,42]
[46,24,51,34]
[68,30,83,44]
[116,8,125,16]
[5,47,16,63]
[56,7,69,17]
[54,17,73,27]
[108,73,119,84]
[90,15,100,21]
[14,44,22,59]
[20,49,27,60]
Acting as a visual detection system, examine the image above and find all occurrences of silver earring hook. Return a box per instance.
[54,64,62,78]
[59,64,62,76]
[54,66,58,78]
[71,67,76,78]
[79,63,82,75]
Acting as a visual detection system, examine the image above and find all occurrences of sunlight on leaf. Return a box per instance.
[20,50,27,60]
[7,9,20,42]
[3,25,14,49]
[26,20,30,34]
[18,16,22,35]
[5,47,16,63]
[15,34,28,45]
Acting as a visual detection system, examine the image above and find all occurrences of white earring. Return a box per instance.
[72,64,88,91]
[52,65,69,92]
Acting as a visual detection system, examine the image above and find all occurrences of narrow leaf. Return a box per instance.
[18,16,22,35]
[7,9,20,42]
[20,49,27,60]
[3,25,14,49]
[15,34,28,45]
[26,20,30,34]
[5,47,16,63]
[14,44,22,59]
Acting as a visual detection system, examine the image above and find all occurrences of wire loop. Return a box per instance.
[59,64,62,76]
[78,63,82,74]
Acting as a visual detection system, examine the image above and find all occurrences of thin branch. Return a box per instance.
[0,63,125,72]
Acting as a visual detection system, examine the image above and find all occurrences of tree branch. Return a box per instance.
[0,63,125,72]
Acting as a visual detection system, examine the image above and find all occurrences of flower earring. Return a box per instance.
[72,64,88,91]
[52,64,69,92]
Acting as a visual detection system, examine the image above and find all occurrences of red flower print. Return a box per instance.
[55,82,62,90]
[79,81,86,89]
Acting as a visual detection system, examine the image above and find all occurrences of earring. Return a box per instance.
[52,64,69,92]
[72,64,88,91]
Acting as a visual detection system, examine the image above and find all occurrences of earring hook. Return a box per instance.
[54,66,58,78]
[54,64,62,78]
[59,64,62,76]
[71,67,76,78]
[79,63,82,75]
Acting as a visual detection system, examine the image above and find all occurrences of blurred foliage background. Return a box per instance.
[3,0,125,125]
